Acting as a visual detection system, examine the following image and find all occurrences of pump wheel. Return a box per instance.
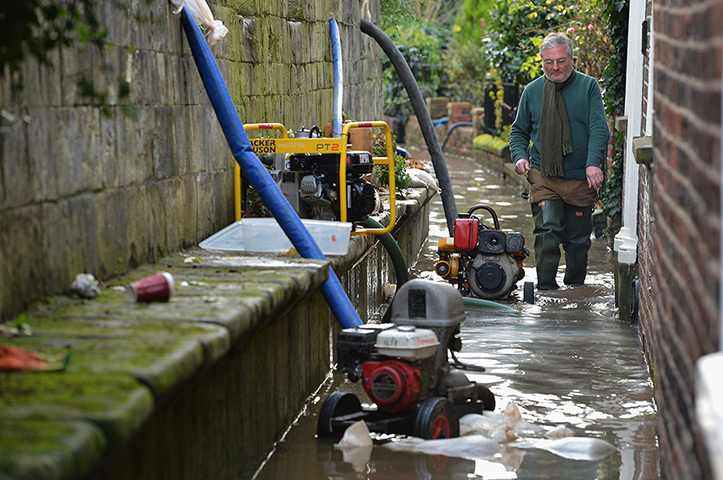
[317,391,362,438]
[478,385,496,411]
[413,397,459,439]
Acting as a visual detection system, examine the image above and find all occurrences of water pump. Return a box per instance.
[435,204,528,300]
[260,126,380,222]
[317,279,495,440]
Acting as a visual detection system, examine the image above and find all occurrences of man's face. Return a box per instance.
[541,45,573,83]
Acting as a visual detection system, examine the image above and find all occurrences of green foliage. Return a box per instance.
[601,131,624,236]
[380,16,447,116]
[441,37,488,105]
[372,134,411,189]
[483,0,610,84]
[599,0,628,239]
[455,0,495,46]
[0,0,102,73]
[601,0,628,118]
[439,0,496,106]
[1,0,140,118]
[374,154,412,190]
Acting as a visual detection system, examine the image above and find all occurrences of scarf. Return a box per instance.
[540,70,575,177]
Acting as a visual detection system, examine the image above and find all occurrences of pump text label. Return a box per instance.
[251,138,277,154]
[250,138,345,154]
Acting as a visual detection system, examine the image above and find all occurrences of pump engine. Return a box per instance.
[435,204,528,300]
[260,126,380,222]
[317,279,495,440]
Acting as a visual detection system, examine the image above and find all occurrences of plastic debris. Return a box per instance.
[171,0,228,45]
[71,273,100,299]
[128,272,175,303]
[0,344,45,371]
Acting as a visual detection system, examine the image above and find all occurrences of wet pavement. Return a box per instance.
[252,149,660,479]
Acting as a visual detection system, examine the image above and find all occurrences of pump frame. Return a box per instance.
[237,121,396,236]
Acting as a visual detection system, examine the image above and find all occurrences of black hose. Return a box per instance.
[441,121,473,151]
[361,19,458,237]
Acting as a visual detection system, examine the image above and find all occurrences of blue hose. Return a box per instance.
[181,9,362,329]
[329,18,343,138]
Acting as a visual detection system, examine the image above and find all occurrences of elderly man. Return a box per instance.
[509,33,609,290]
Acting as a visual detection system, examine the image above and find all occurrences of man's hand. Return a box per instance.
[514,159,531,177]
[586,165,604,191]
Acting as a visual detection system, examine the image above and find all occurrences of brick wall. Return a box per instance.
[638,0,723,478]
[0,1,383,320]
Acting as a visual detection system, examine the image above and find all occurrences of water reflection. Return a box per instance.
[252,150,659,480]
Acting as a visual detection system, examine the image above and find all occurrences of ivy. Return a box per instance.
[1,0,142,118]
[599,0,629,238]
[0,0,102,73]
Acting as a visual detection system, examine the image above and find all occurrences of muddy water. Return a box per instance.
[252,150,659,479]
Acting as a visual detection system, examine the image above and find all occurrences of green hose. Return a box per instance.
[462,296,518,313]
[363,217,408,323]
[363,217,409,286]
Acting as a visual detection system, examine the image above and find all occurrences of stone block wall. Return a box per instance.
[0,0,383,321]
[638,0,722,477]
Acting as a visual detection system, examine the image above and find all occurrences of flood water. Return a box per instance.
[252,149,660,479]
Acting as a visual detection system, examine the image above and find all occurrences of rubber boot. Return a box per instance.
[562,204,594,285]
[531,199,565,290]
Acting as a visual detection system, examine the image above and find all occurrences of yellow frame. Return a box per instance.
[237,121,396,236]
[340,121,395,236]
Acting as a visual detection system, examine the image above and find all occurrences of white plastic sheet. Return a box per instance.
[171,0,228,45]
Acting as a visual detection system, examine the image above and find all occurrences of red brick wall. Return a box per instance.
[639,1,722,478]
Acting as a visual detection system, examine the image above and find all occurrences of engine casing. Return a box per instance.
[466,252,521,299]
[362,360,422,412]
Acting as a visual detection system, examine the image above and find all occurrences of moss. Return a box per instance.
[0,371,153,447]
[473,133,511,160]
[0,418,106,480]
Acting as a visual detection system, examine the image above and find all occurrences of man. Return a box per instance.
[509,33,609,290]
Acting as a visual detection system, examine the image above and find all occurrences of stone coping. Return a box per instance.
[0,187,435,480]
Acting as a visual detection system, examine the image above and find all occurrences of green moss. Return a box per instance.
[0,418,106,480]
[0,371,153,447]
[473,133,511,159]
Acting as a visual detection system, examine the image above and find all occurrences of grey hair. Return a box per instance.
[540,33,573,57]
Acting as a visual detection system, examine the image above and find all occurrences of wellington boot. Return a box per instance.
[532,200,565,290]
[563,204,594,285]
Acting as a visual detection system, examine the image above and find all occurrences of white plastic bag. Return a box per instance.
[171,0,228,45]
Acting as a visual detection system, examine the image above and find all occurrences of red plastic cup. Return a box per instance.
[128,272,175,303]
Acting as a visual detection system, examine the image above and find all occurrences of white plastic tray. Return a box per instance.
[200,218,352,255]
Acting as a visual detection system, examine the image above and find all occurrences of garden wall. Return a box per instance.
[0,0,383,322]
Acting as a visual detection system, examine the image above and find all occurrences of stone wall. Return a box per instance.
[638,0,722,478]
[0,0,383,321]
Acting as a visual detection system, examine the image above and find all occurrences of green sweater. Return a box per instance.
[509,72,609,180]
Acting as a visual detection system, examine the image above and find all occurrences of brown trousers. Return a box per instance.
[527,168,598,206]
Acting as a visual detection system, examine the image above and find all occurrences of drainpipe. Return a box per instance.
[180,8,362,329]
